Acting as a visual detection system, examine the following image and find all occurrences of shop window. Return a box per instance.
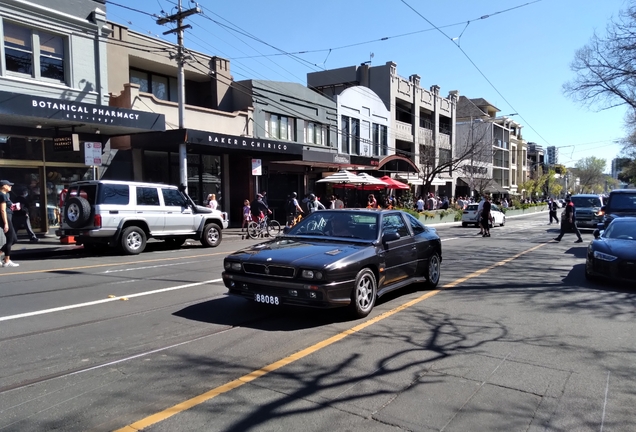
[2,21,66,83]
[340,116,360,155]
[305,121,324,145]
[129,68,177,102]
[372,124,388,156]
[265,113,294,141]
[0,137,43,160]
[44,139,83,163]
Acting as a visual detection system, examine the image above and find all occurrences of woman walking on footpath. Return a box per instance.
[0,180,19,267]
[481,195,492,238]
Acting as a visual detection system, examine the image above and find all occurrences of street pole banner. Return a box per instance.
[252,158,262,176]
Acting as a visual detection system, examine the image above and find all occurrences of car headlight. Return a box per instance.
[593,251,617,262]
[224,261,242,271]
[301,270,323,279]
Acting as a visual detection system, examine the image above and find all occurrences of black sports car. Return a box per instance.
[222,209,442,318]
[586,217,636,284]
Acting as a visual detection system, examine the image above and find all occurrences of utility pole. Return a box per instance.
[156,1,201,193]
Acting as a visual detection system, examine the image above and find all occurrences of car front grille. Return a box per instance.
[618,261,636,281]
[243,263,295,278]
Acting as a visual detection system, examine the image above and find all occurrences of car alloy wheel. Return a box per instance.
[351,268,376,319]
[425,253,441,288]
[121,226,147,255]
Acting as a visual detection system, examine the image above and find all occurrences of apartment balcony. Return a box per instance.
[418,127,433,145]
[395,120,414,142]
[438,133,451,149]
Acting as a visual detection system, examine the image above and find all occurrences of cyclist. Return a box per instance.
[286,192,304,227]
[250,193,271,222]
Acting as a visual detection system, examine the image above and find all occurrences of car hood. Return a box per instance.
[228,237,370,268]
[576,207,600,213]
[592,238,636,259]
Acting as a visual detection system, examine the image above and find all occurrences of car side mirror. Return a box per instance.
[593,229,601,239]
[382,231,400,243]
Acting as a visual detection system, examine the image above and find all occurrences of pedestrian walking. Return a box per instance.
[0,180,19,267]
[554,196,583,243]
[12,188,38,243]
[241,199,251,231]
[333,194,344,209]
[206,193,218,210]
[481,195,492,237]
[477,196,486,235]
[367,194,378,209]
[416,196,424,212]
[548,198,559,224]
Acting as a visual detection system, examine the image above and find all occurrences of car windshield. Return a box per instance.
[467,204,478,210]
[604,221,636,240]
[572,196,602,208]
[607,193,636,211]
[287,210,379,240]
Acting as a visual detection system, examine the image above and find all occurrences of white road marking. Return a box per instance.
[102,261,205,274]
[0,279,223,322]
[441,238,458,242]
[600,371,611,432]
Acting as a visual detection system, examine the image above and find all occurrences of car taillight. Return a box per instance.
[94,214,102,228]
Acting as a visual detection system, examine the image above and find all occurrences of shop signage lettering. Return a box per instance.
[53,136,73,152]
[208,135,288,152]
[333,155,350,164]
[31,100,140,120]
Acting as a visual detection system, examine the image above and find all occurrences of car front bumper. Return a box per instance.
[587,257,636,284]
[222,272,355,308]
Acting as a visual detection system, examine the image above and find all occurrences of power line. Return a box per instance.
[399,0,553,149]
[105,0,159,18]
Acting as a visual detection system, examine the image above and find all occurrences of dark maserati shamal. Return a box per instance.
[222,209,442,318]
[586,217,636,284]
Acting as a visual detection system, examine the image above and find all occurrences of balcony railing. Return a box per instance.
[395,120,414,142]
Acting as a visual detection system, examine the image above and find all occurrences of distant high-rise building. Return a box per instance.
[546,146,559,165]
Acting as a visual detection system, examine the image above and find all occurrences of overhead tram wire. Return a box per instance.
[105,1,443,161]
[105,0,160,18]
[399,0,553,148]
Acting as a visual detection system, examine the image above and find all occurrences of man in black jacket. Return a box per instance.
[554,196,583,243]
[548,198,559,224]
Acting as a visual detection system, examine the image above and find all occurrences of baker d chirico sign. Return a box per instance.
[0,90,165,131]
[187,131,303,155]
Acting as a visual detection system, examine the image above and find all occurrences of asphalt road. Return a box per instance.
[0,213,634,432]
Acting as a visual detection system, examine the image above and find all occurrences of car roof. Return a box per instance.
[609,189,636,194]
[571,194,602,197]
[608,216,636,223]
[69,180,178,189]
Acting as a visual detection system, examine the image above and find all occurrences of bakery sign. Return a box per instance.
[186,131,304,155]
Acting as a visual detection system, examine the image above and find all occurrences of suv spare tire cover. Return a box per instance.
[65,196,92,228]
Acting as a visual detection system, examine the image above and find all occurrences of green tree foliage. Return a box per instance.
[574,157,607,192]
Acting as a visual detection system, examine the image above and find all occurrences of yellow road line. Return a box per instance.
[115,242,547,432]
[0,252,228,277]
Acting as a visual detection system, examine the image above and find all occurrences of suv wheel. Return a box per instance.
[64,197,91,228]
[201,222,222,247]
[121,226,147,255]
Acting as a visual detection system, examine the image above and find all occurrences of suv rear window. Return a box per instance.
[607,192,636,212]
[98,184,130,205]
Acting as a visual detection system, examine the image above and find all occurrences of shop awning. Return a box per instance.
[0,90,165,137]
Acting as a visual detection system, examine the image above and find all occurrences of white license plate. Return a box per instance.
[254,293,280,305]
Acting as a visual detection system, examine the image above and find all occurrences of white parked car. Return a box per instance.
[461,203,505,227]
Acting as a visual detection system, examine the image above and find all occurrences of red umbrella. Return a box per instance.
[379,176,410,190]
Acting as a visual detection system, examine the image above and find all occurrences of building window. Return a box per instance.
[3,21,66,83]
[372,123,388,156]
[265,113,294,141]
[129,69,178,102]
[341,116,360,155]
[305,121,324,145]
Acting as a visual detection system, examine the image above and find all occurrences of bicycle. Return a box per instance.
[247,214,281,239]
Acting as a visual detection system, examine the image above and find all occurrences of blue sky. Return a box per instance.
[107,0,631,172]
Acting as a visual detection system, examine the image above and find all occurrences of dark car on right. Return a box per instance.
[600,189,636,229]
[586,217,636,284]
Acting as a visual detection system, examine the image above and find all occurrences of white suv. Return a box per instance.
[57,180,229,254]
